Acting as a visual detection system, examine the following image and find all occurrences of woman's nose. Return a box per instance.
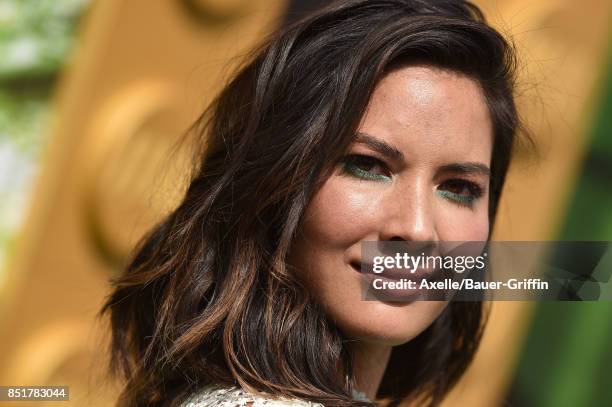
[379,178,437,242]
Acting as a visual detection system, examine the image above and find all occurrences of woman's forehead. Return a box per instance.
[357,65,493,165]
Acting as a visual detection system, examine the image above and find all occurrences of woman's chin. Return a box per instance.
[337,300,448,346]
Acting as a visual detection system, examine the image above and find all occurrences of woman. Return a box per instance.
[101,0,526,405]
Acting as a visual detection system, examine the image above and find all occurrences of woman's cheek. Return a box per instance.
[303,176,384,245]
[435,199,490,241]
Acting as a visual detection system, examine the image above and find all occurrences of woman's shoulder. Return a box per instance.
[181,385,325,407]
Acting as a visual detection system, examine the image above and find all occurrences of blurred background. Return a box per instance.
[0,0,610,406]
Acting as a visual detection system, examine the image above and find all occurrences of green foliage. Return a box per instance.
[0,0,87,80]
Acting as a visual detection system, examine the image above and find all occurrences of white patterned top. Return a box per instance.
[181,386,371,406]
[181,386,323,406]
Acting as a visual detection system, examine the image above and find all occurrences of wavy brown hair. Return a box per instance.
[101,1,525,406]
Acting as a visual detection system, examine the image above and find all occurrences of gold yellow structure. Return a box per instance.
[0,0,610,406]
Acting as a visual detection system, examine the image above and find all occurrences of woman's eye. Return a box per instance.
[341,154,391,182]
[437,179,484,207]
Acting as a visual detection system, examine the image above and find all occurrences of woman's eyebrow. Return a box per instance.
[355,132,405,162]
[353,133,490,177]
[439,162,491,177]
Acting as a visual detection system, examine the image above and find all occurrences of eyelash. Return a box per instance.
[436,179,484,208]
[341,154,391,182]
[341,154,485,207]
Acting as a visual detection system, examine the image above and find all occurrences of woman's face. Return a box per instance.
[290,65,493,345]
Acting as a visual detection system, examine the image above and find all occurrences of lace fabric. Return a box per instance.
[181,385,371,406]
[181,386,324,407]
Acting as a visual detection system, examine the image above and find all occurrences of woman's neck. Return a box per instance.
[352,341,392,401]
